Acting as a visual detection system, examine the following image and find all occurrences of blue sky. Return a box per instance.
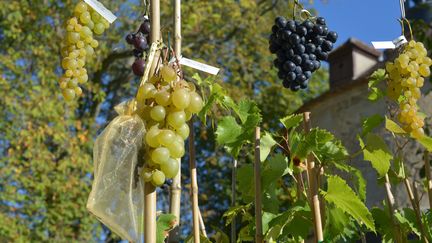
[306,0,404,48]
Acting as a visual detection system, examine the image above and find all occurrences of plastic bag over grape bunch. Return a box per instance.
[87,101,146,242]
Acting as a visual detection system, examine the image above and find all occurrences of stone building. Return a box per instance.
[298,38,431,209]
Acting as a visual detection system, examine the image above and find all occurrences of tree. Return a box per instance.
[0,0,328,241]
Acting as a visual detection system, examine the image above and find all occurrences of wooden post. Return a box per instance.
[198,209,207,238]
[404,178,427,241]
[231,159,237,243]
[384,174,403,243]
[424,151,432,209]
[144,1,160,242]
[168,0,182,241]
[302,112,323,243]
[254,127,263,243]
[189,118,200,243]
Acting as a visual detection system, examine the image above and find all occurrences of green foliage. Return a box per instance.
[156,214,176,243]
[385,117,407,134]
[367,69,386,102]
[361,114,384,136]
[359,133,392,177]
[321,175,375,231]
[260,132,277,161]
[280,114,303,130]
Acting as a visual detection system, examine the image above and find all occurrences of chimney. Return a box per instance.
[328,38,381,89]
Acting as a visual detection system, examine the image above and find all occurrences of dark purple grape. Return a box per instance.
[303,60,315,71]
[306,43,316,53]
[282,41,292,50]
[282,79,291,88]
[285,49,295,58]
[316,17,326,25]
[277,70,286,79]
[293,55,302,65]
[289,34,301,45]
[294,66,303,75]
[302,20,314,30]
[282,30,292,41]
[269,44,280,53]
[296,74,307,83]
[294,44,305,54]
[276,50,286,60]
[272,25,279,34]
[301,53,309,61]
[313,60,321,70]
[327,31,338,43]
[322,26,329,35]
[126,34,135,45]
[275,16,287,29]
[273,58,281,67]
[139,21,151,35]
[296,26,307,36]
[283,61,296,72]
[313,25,324,35]
[269,33,277,44]
[133,49,144,58]
[322,40,333,52]
[286,20,296,32]
[132,59,145,76]
[290,82,301,91]
[309,53,317,60]
[300,80,309,89]
[287,72,296,82]
[316,49,328,60]
[304,71,312,79]
[134,35,149,51]
[315,46,322,55]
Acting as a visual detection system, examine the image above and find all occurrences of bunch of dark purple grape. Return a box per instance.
[126,17,151,76]
[269,16,338,91]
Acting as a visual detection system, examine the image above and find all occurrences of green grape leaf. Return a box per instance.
[361,114,384,136]
[222,204,252,226]
[368,69,386,88]
[324,205,354,241]
[395,208,420,236]
[237,165,254,203]
[359,133,392,177]
[267,203,311,241]
[262,154,289,190]
[260,132,277,161]
[371,207,393,239]
[236,99,261,123]
[385,117,407,134]
[321,175,375,231]
[280,114,303,130]
[368,87,384,102]
[418,135,432,152]
[156,214,177,243]
[295,128,334,159]
[262,212,278,234]
[211,227,230,243]
[215,116,242,145]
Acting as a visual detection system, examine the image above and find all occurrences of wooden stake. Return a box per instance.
[168,0,182,241]
[231,159,237,243]
[189,118,200,243]
[198,209,207,238]
[254,127,263,243]
[302,112,323,243]
[144,1,160,243]
[424,151,432,209]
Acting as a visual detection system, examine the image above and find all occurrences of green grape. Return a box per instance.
[151,170,166,186]
[77,41,85,48]
[67,32,80,44]
[65,70,74,77]
[136,83,156,104]
[167,141,185,158]
[176,123,189,139]
[94,23,105,35]
[145,125,161,148]
[80,11,91,24]
[155,90,171,106]
[90,39,99,48]
[85,45,94,58]
[150,105,166,121]
[74,87,83,96]
[87,20,95,30]
[160,65,177,82]
[91,11,101,21]
[187,91,203,113]
[160,158,179,179]
[67,78,78,88]
[80,26,93,38]
[78,74,88,83]
[62,89,76,101]
[157,129,175,146]
[75,2,88,13]
[141,168,153,182]
[172,88,191,109]
[151,147,170,164]
[167,110,186,128]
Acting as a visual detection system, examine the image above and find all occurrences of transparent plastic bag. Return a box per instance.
[87,101,145,242]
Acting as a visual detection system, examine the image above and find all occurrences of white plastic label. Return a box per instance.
[179,57,220,75]
[84,0,117,23]
[372,35,407,50]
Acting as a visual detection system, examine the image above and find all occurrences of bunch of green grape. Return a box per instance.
[386,40,432,138]
[137,65,204,187]
[59,2,110,101]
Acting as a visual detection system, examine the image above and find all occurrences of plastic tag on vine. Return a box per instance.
[87,101,146,242]
[179,57,220,75]
[372,35,407,49]
[84,0,117,23]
